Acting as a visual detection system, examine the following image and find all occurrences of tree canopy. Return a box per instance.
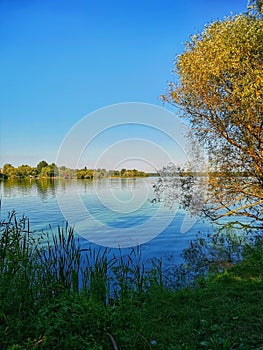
[247,0,263,17]
[1,163,148,180]
[162,10,263,228]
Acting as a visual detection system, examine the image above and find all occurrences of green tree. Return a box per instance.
[2,164,15,178]
[50,163,58,177]
[37,160,49,175]
[76,168,94,179]
[120,168,126,177]
[110,170,120,177]
[41,166,52,178]
[59,166,76,178]
[16,164,33,177]
[94,168,108,179]
[30,167,38,177]
[162,11,263,228]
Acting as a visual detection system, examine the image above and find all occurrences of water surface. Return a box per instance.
[0,177,214,263]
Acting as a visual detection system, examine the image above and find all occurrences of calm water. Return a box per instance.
[0,177,214,263]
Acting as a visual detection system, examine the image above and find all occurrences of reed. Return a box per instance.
[0,212,165,306]
[1,212,262,349]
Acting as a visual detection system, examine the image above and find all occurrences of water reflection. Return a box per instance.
[0,177,214,258]
[81,179,94,193]
[1,178,34,197]
[109,177,137,191]
[0,178,148,197]
[35,178,57,200]
[1,178,59,199]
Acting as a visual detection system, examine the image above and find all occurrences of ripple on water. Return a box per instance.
[0,178,214,263]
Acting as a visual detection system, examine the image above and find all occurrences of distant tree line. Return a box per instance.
[0,162,148,179]
[76,167,148,179]
[1,161,59,179]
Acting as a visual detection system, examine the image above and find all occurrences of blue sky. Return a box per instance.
[0,0,247,170]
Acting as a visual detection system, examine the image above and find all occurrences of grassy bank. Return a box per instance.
[0,213,262,349]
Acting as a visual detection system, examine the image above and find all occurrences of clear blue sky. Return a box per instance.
[0,0,247,170]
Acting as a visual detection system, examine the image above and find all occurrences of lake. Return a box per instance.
[0,177,215,264]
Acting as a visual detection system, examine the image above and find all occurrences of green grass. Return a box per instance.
[0,212,262,349]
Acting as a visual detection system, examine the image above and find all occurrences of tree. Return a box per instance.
[120,168,126,177]
[41,166,52,178]
[247,0,263,17]
[161,12,263,229]
[2,164,15,178]
[76,168,95,179]
[15,164,33,178]
[50,163,58,177]
[37,160,49,175]
[110,170,120,177]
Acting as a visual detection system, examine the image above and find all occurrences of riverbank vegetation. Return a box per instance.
[0,212,262,349]
[0,161,148,180]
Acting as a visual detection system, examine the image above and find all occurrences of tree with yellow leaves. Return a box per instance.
[162,4,263,229]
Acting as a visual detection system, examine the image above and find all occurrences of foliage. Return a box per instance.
[2,163,38,178]
[0,212,262,349]
[58,165,77,178]
[1,161,56,179]
[1,162,148,179]
[120,168,148,178]
[162,12,263,229]
[16,164,37,177]
[37,160,49,174]
[247,0,263,17]
[76,167,108,179]
[76,167,148,179]
[153,163,207,218]
[2,164,15,177]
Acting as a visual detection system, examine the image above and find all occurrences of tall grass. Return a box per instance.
[0,212,37,311]
[0,211,167,348]
[1,211,260,306]
[0,211,262,349]
[0,212,166,305]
